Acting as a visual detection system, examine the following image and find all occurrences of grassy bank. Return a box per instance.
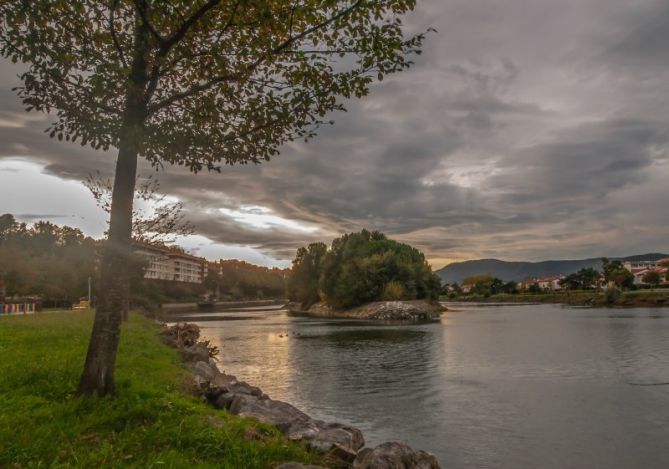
[442,289,669,307]
[0,311,318,468]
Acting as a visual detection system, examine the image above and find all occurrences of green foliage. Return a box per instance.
[0,0,430,172]
[207,259,288,300]
[560,267,602,290]
[0,311,318,468]
[0,214,97,306]
[601,258,634,289]
[460,275,514,296]
[641,270,662,287]
[381,280,405,301]
[605,286,621,304]
[286,242,327,308]
[289,230,441,309]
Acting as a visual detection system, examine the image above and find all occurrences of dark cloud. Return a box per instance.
[1,0,669,266]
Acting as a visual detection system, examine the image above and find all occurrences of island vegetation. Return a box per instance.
[287,230,442,310]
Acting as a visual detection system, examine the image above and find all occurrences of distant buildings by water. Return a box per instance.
[136,245,208,284]
[623,259,669,286]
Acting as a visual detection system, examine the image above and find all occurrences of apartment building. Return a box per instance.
[136,245,208,284]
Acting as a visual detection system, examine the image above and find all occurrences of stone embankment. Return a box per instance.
[160,323,441,468]
[288,300,445,321]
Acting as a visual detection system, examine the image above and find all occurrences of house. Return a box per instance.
[521,275,565,291]
[632,267,669,286]
[623,259,669,274]
[136,245,208,284]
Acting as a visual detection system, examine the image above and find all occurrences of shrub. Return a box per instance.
[288,230,441,308]
[381,281,405,301]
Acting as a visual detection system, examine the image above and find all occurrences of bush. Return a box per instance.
[381,281,405,301]
[288,230,441,309]
[605,286,621,304]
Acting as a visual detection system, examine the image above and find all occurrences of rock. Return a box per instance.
[160,322,201,347]
[276,464,327,469]
[289,300,444,321]
[310,422,365,454]
[190,360,219,382]
[229,394,318,436]
[353,441,441,469]
[180,343,210,363]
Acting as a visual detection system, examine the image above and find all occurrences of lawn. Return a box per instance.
[0,311,317,468]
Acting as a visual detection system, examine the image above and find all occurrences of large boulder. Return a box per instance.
[189,360,219,382]
[180,343,210,363]
[309,422,365,456]
[353,442,441,469]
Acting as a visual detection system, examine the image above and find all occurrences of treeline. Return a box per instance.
[0,213,289,307]
[287,230,441,309]
[205,260,288,300]
[0,214,97,306]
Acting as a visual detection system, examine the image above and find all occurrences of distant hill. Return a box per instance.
[436,253,669,284]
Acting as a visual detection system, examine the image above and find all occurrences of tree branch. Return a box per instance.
[148,0,366,114]
[131,0,166,45]
[109,0,128,69]
[161,0,222,53]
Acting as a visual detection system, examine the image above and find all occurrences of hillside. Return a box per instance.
[437,253,669,284]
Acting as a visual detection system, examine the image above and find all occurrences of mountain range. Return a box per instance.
[436,253,669,284]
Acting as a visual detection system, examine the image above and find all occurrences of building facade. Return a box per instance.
[136,245,208,284]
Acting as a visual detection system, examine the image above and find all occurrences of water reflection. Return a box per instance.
[193,304,669,469]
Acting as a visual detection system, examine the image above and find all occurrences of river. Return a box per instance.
[188,303,669,469]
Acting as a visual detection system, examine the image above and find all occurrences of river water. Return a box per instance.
[191,303,669,469]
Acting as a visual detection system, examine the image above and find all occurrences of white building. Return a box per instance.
[136,245,208,284]
[623,260,666,272]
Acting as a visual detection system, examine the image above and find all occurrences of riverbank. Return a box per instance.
[443,289,669,307]
[288,300,445,320]
[0,311,319,468]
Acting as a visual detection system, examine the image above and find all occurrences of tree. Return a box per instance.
[560,267,601,290]
[642,270,661,288]
[85,172,194,245]
[287,242,327,308]
[601,258,634,289]
[314,230,441,308]
[2,1,428,396]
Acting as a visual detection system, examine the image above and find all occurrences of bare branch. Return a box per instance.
[109,0,128,68]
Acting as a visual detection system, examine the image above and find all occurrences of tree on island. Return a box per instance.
[286,242,327,308]
[288,230,441,309]
[1,1,429,396]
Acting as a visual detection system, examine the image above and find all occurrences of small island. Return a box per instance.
[286,230,445,320]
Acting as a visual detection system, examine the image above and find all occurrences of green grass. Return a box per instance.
[0,311,318,468]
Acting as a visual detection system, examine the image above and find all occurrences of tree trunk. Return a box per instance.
[77,10,150,396]
[77,143,138,396]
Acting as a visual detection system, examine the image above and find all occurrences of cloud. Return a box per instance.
[1,0,668,267]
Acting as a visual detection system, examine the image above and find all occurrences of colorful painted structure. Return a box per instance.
[0,302,36,315]
[0,274,37,315]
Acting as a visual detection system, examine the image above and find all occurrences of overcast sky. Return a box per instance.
[1,0,668,268]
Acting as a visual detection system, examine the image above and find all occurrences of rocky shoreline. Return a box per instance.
[160,323,441,468]
[287,300,445,321]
